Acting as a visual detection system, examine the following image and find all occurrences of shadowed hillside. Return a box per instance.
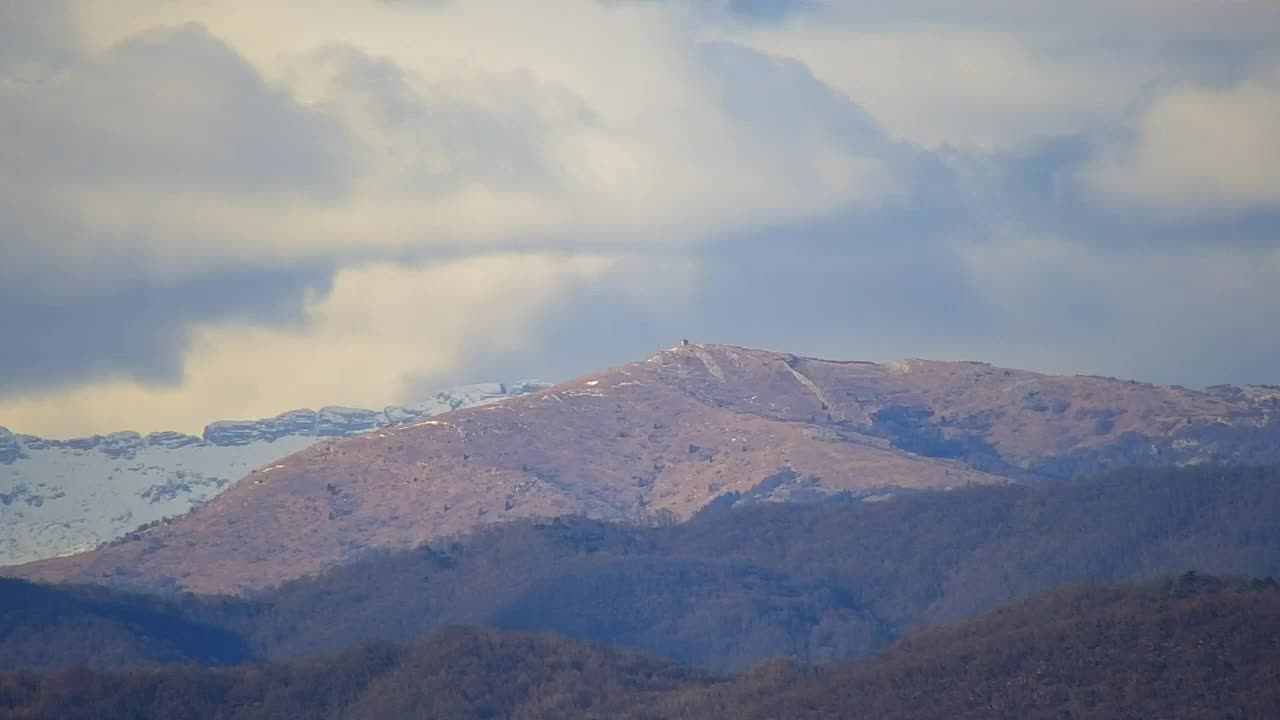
[2,576,1277,720]
[4,465,1279,675]
[0,627,711,720]
[0,579,248,671]
[662,574,1280,720]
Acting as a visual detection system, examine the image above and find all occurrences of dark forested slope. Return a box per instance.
[3,577,1278,720]
[664,574,1280,720]
[0,628,710,720]
[0,579,248,671]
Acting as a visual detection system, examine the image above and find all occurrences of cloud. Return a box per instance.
[0,266,331,397]
[1,0,895,424]
[732,25,1165,150]
[0,2,79,75]
[1,0,1278,436]
[727,1,1280,150]
[0,254,611,437]
[1080,68,1280,216]
[0,22,350,303]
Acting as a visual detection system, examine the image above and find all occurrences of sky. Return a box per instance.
[1,0,1278,438]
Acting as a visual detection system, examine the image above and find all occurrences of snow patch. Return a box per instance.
[689,346,726,383]
[784,364,833,411]
[886,360,913,375]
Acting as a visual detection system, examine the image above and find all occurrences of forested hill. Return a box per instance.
[3,464,1280,675]
[661,573,1280,720]
[0,578,247,672]
[2,575,1277,720]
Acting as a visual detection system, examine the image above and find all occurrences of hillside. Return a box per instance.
[0,627,711,720]
[0,578,248,671]
[2,576,1277,720]
[227,464,1280,670]
[4,465,1278,675]
[0,382,547,565]
[662,574,1280,719]
[10,343,1280,593]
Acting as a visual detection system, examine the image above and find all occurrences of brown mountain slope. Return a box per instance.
[9,344,1278,594]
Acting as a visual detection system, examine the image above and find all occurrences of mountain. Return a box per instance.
[3,576,1277,720]
[9,343,1280,593]
[4,465,1278,675]
[0,382,548,566]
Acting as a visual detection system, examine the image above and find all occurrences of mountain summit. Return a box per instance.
[9,343,1279,593]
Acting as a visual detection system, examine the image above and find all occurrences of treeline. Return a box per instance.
[3,464,1280,674]
[2,575,1277,719]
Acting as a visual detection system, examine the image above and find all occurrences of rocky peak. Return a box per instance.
[146,431,204,449]
[0,427,23,464]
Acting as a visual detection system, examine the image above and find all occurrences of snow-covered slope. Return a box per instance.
[0,382,549,566]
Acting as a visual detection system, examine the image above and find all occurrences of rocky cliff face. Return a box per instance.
[0,382,549,565]
[2,382,550,460]
[12,343,1277,595]
[0,429,20,465]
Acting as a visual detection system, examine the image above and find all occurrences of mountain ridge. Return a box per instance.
[0,382,550,565]
[8,343,1279,593]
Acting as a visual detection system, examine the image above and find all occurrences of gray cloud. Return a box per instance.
[0,2,78,73]
[600,0,815,23]
[1,23,349,194]
[0,266,333,396]
[698,41,885,149]
[317,47,588,194]
[0,18,351,394]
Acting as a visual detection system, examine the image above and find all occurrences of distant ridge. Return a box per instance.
[0,382,550,565]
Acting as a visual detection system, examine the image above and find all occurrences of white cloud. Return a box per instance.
[731,23,1160,150]
[0,254,612,437]
[722,1,1280,151]
[1080,68,1280,215]
[2,0,894,296]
